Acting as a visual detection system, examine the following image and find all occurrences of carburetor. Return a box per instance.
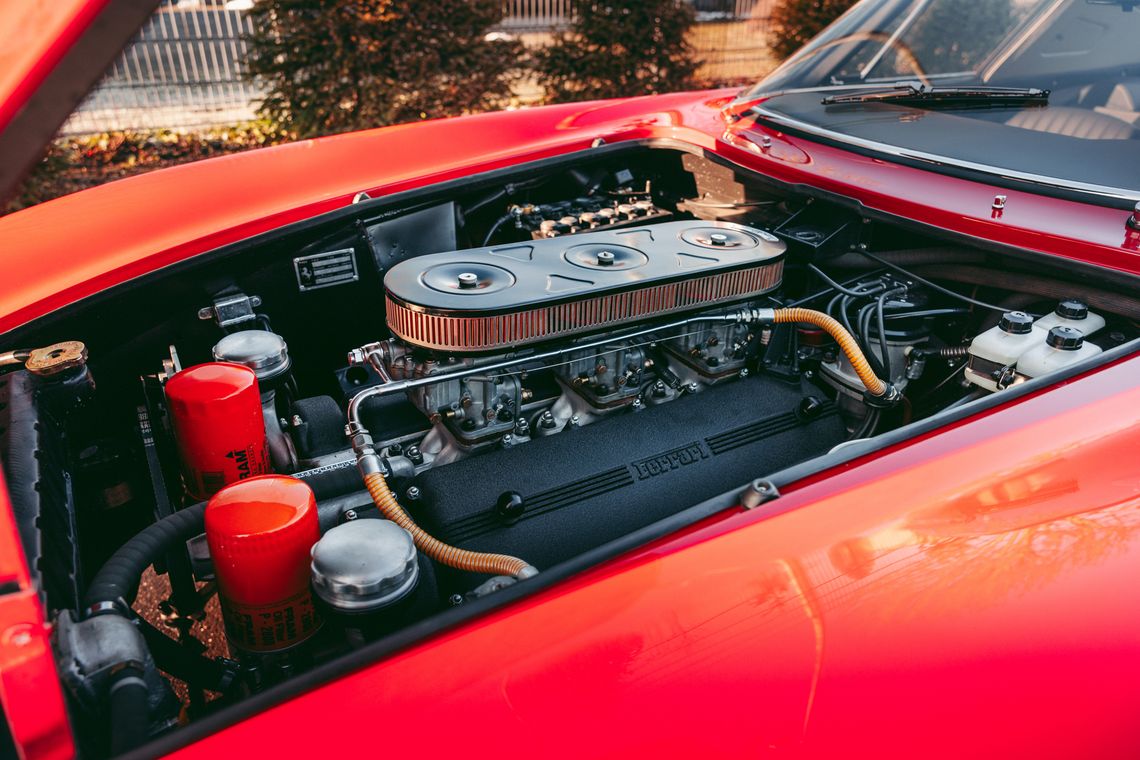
[555,341,649,407]
[663,319,755,379]
[374,341,526,443]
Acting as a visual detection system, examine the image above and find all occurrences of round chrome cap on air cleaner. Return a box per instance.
[563,243,649,271]
[310,520,420,613]
[679,226,768,249]
[421,262,516,295]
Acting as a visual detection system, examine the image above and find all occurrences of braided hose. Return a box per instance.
[364,472,536,579]
[771,307,888,396]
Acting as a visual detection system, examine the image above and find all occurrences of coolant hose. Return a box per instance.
[85,501,207,611]
[84,466,359,611]
[363,472,537,579]
[108,667,150,756]
[770,307,889,397]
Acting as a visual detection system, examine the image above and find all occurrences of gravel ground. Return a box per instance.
[135,567,229,702]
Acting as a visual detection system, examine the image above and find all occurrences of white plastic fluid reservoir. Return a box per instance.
[1018,325,1102,378]
[1034,299,1105,337]
[965,311,1045,391]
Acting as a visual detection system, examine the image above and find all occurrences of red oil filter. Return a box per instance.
[165,362,270,500]
[205,475,322,653]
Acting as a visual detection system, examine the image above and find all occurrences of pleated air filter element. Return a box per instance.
[384,221,785,353]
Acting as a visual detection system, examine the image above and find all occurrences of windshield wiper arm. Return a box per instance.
[821,82,1050,108]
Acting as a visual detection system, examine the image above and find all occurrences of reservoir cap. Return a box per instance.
[1055,299,1089,320]
[1046,325,1084,350]
[998,310,1034,334]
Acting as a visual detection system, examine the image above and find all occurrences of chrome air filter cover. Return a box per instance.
[384,220,785,352]
[421,262,516,295]
[680,225,774,249]
[563,243,649,271]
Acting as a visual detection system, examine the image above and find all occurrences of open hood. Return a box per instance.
[0,0,159,202]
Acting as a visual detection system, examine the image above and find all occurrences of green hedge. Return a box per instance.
[244,0,523,138]
[536,0,698,102]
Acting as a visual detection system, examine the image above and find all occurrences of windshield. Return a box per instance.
[740,0,1140,202]
[748,0,1140,95]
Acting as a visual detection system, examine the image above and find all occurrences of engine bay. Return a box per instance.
[3,143,1138,756]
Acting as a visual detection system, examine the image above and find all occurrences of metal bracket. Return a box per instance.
[197,293,262,329]
[993,364,1019,390]
[740,478,780,509]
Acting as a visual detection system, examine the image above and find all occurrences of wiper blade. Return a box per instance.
[822,82,1050,108]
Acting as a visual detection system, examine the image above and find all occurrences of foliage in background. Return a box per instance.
[768,0,857,61]
[4,123,291,215]
[537,0,698,102]
[244,0,523,138]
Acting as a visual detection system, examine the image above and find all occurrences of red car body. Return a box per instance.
[1,2,1138,759]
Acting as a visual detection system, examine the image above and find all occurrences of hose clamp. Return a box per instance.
[357,450,386,477]
[731,307,776,324]
[515,564,540,580]
[863,383,902,409]
[85,600,127,619]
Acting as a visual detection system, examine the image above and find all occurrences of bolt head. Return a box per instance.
[344,509,358,521]
[406,486,421,500]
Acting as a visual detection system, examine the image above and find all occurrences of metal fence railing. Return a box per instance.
[61,0,775,136]
[62,5,261,135]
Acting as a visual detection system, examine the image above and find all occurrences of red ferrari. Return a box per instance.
[1,1,1139,758]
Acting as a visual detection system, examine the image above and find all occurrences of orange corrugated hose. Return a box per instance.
[364,472,534,578]
[771,308,888,396]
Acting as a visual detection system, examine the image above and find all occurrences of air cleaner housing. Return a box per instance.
[384,221,785,352]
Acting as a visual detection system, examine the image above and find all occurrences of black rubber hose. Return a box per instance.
[482,213,512,246]
[876,293,892,380]
[86,506,236,695]
[84,501,206,611]
[856,303,887,379]
[298,463,365,500]
[851,249,1018,314]
[809,263,874,296]
[108,668,150,756]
